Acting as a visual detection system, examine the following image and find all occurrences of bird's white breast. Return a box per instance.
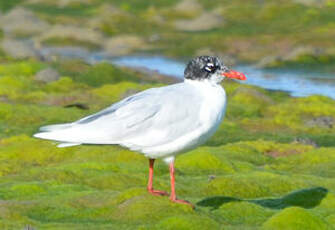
[140,80,227,159]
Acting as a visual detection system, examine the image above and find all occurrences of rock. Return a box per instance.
[103,35,147,56]
[35,68,60,83]
[174,0,203,15]
[174,11,223,32]
[36,25,105,48]
[305,116,334,129]
[262,207,329,230]
[1,39,40,59]
[0,7,50,36]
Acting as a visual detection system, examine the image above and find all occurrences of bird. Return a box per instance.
[34,56,246,207]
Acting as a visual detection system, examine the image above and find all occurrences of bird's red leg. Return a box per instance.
[169,161,194,208]
[147,159,169,196]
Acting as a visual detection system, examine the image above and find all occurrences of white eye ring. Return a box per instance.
[205,66,212,71]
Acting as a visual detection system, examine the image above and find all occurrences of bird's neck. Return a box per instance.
[184,78,223,88]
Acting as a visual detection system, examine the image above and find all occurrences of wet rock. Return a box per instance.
[37,25,105,48]
[305,116,334,129]
[1,39,40,59]
[174,11,223,32]
[35,68,60,83]
[103,35,147,56]
[0,7,50,36]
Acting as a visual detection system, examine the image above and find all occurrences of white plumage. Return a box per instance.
[34,79,226,162]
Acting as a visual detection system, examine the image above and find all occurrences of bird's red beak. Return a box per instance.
[222,70,247,80]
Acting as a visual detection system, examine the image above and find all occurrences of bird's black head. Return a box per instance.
[184,56,247,83]
[184,56,226,81]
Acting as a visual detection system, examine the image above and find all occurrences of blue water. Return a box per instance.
[41,47,335,99]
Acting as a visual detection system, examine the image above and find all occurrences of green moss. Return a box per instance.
[0,103,86,137]
[154,215,219,230]
[214,201,275,225]
[91,82,154,103]
[45,77,88,93]
[227,86,273,119]
[68,63,141,87]
[204,171,309,198]
[0,76,25,99]
[84,173,146,191]
[0,0,24,12]
[0,135,75,176]
[0,61,45,77]
[269,147,335,177]
[262,207,331,230]
[176,147,235,174]
[266,96,335,130]
[111,194,193,223]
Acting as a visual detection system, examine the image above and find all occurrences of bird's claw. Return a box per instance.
[148,189,169,196]
[170,197,195,209]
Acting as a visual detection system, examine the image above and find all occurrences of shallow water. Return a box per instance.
[41,47,335,99]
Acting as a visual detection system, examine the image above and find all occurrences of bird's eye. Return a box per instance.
[204,63,217,73]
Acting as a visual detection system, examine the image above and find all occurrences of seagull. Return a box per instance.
[34,56,246,207]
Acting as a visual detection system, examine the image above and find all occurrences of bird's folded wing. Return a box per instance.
[34,84,202,147]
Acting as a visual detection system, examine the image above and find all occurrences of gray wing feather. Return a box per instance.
[35,83,202,146]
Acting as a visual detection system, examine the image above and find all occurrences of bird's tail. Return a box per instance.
[39,123,73,132]
[34,123,82,148]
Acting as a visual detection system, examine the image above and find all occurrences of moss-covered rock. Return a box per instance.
[154,215,219,230]
[176,147,235,174]
[214,201,275,225]
[262,207,331,230]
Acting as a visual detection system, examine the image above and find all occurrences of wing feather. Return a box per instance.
[34,83,202,147]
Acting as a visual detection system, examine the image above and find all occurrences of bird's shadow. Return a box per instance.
[197,187,328,210]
